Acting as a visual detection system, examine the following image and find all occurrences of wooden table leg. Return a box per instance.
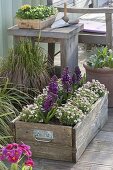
[48,43,55,66]
[48,43,55,75]
[60,35,78,75]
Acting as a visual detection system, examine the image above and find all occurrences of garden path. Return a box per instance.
[33,108,113,170]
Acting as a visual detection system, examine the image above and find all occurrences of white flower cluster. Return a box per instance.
[83,79,107,97]
[21,94,45,123]
[56,103,84,126]
[55,80,107,126]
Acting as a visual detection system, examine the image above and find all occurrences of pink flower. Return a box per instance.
[25,158,34,167]
[7,155,19,163]
[1,144,22,163]
[6,144,13,150]
[0,142,32,163]
[19,143,32,157]
[0,142,34,168]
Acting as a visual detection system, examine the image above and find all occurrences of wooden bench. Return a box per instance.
[57,7,113,48]
[47,0,113,48]
[47,0,93,8]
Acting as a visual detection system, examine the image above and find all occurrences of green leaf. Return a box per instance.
[10,163,18,170]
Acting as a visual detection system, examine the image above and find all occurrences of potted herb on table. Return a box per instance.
[16,4,58,29]
[83,46,113,107]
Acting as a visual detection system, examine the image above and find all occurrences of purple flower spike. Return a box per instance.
[48,75,58,95]
[61,67,72,93]
[43,95,54,112]
[72,73,77,84]
[75,66,82,82]
[72,66,82,84]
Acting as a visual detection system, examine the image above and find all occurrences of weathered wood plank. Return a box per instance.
[60,34,78,75]
[20,140,73,161]
[8,24,83,39]
[15,121,73,146]
[48,42,55,67]
[105,13,113,48]
[79,32,106,45]
[74,93,108,161]
[16,16,56,29]
[15,121,73,161]
[58,7,113,14]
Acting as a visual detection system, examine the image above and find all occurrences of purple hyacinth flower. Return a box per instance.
[72,73,77,84]
[72,66,82,84]
[75,66,82,82]
[61,67,72,93]
[48,75,58,95]
[43,95,54,112]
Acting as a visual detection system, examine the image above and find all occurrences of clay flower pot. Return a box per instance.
[83,63,113,107]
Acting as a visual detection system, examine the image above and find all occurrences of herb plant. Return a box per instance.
[16,5,58,20]
[87,46,113,68]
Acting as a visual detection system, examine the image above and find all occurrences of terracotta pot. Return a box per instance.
[83,63,113,107]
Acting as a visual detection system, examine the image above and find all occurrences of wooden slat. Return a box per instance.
[79,32,106,45]
[60,34,78,74]
[15,121,73,146]
[105,13,113,48]
[58,7,113,14]
[15,121,73,161]
[47,0,74,6]
[74,93,108,161]
[8,24,83,39]
[17,140,73,161]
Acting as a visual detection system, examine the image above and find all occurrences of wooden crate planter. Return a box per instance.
[16,15,56,29]
[12,93,108,162]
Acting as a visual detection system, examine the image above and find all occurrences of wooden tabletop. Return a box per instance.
[8,23,83,39]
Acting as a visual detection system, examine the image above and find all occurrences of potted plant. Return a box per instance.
[12,67,108,162]
[16,4,58,29]
[83,46,113,107]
